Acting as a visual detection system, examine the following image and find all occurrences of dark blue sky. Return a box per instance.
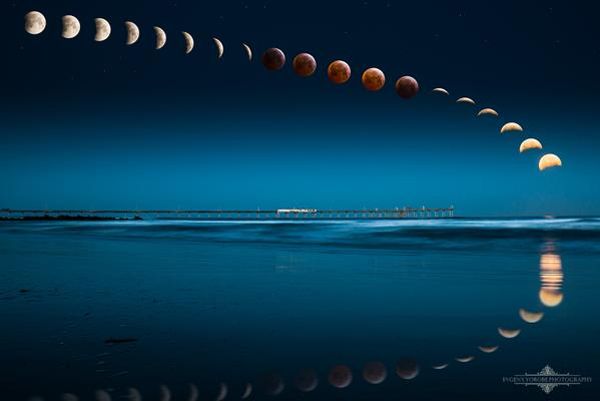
[1,0,599,216]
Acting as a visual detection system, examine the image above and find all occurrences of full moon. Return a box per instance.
[94,18,111,42]
[262,48,286,70]
[396,358,419,380]
[362,68,386,91]
[292,53,317,77]
[25,11,46,35]
[62,15,80,39]
[395,76,420,99]
[328,60,351,84]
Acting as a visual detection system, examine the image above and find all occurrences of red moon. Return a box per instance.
[361,68,386,91]
[327,60,351,84]
[262,48,286,71]
[396,358,420,380]
[294,368,319,392]
[292,53,317,77]
[395,76,420,99]
[362,361,387,384]
[328,365,352,388]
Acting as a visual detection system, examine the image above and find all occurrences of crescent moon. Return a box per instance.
[520,138,543,153]
[432,87,449,95]
[154,26,167,50]
[94,391,111,401]
[455,356,474,363]
[477,108,499,117]
[187,384,199,401]
[519,308,544,324]
[215,382,228,401]
[25,11,46,35]
[127,388,141,401]
[432,363,448,370]
[213,37,224,59]
[539,154,562,171]
[500,122,523,134]
[241,383,252,399]
[478,345,499,354]
[456,97,476,105]
[94,18,111,42]
[159,385,171,401]
[242,43,253,61]
[125,21,140,45]
[182,31,194,54]
[498,327,521,339]
[62,15,80,39]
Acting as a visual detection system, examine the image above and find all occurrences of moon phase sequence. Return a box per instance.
[22,10,564,172]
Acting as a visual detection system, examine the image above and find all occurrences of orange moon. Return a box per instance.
[328,60,351,84]
[361,68,386,91]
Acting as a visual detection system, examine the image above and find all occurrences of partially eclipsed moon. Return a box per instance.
[455,356,475,363]
[154,26,167,50]
[182,31,194,54]
[432,87,449,95]
[125,21,140,45]
[519,308,544,323]
[456,97,476,105]
[213,37,224,59]
[242,43,253,61]
[94,390,111,401]
[241,383,252,399]
[500,122,523,134]
[520,138,543,153]
[498,328,521,339]
[62,15,80,39]
[539,154,562,171]
[432,363,449,370]
[477,108,499,117]
[95,18,111,42]
[478,345,499,353]
[25,11,46,35]
[215,383,227,401]
[187,384,199,401]
[159,385,171,401]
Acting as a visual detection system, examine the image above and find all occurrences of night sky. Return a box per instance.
[1,0,599,216]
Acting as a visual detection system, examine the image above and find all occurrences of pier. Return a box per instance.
[1,207,455,220]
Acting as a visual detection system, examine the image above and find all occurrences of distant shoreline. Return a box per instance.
[0,215,143,222]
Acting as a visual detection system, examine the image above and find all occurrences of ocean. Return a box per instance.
[0,218,598,400]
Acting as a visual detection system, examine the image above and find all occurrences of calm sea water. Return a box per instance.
[0,218,598,400]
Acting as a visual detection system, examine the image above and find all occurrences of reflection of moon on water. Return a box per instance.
[362,361,387,384]
[540,252,564,307]
[241,383,252,399]
[263,373,285,396]
[498,328,521,339]
[432,363,448,370]
[294,368,319,392]
[396,359,419,380]
[478,345,499,354]
[455,356,474,363]
[188,384,199,401]
[519,308,544,323]
[25,11,46,35]
[328,365,353,388]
